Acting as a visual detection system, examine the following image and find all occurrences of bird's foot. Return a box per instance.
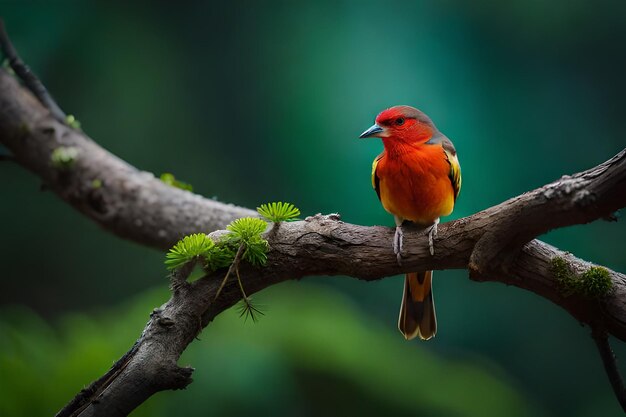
[393,225,404,265]
[427,221,438,256]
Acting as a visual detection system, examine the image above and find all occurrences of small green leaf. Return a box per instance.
[51,146,79,169]
[165,233,214,270]
[257,202,300,222]
[160,172,193,192]
[160,173,175,183]
[65,114,82,130]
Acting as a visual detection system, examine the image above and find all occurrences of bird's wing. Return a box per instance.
[442,139,462,201]
[428,133,462,200]
[371,152,384,201]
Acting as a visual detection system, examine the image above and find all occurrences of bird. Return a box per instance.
[359,105,461,340]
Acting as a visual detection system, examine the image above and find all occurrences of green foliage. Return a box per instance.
[204,244,236,272]
[226,217,269,266]
[160,172,193,192]
[165,217,269,273]
[165,205,296,306]
[165,233,215,270]
[164,208,287,322]
[242,239,268,267]
[65,114,81,130]
[50,146,79,169]
[0,285,541,417]
[551,257,613,298]
[227,217,268,241]
[257,202,300,222]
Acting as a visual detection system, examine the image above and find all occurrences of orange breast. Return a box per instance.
[376,144,454,225]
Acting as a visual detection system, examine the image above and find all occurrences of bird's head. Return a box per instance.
[359,105,437,145]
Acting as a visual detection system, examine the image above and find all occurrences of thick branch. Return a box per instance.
[0,69,256,249]
[470,150,626,274]
[60,216,626,416]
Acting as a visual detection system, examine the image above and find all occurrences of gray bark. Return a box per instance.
[0,70,256,250]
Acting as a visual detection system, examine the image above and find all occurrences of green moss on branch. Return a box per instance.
[550,257,613,298]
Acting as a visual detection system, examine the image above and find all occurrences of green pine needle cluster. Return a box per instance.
[243,241,269,267]
[237,296,265,323]
[257,202,300,222]
[164,201,300,323]
[164,217,271,273]
[227,217,268,240]
[165,233,216,270]
[226,217,269,267]
[204,244,236,271]
[160,172,193,192]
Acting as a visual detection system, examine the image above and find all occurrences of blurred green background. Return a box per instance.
[1,1,625,416]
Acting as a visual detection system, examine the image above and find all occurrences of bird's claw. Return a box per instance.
[393,225,404,265]
[427,222,438,256]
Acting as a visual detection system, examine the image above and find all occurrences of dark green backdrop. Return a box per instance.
[1,1,625,416]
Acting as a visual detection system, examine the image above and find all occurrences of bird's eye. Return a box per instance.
[395,117,405,126]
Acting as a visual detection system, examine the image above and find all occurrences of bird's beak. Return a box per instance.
[359,123,385,139]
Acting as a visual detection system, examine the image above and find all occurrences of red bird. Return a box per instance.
[360,105,461,340]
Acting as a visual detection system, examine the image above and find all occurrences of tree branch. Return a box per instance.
[0,68,256,248]
[0,19,66,122]
[470,149,626,275]
[592,327,626,413]
[1,25,626,416]
[56,212,626,416]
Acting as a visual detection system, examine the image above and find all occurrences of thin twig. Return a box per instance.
[0,19,66,122]
[234,264,248,299]
[592,326,626,413]
[214,244,244,300]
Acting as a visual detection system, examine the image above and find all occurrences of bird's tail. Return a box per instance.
[398,271,437,340]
